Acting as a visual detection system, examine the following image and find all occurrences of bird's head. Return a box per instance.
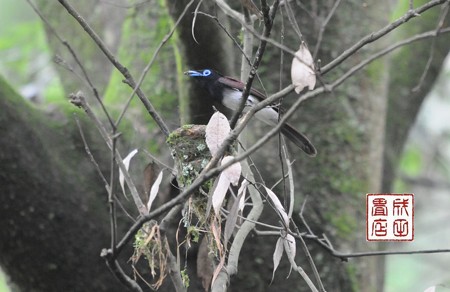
[184,69,221,81]
[184,69,225,101]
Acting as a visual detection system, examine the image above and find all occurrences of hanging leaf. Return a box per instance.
[212,173,230,216]
[284,234,296,263]
[205,112,231,156]
[271,237,284,283]
[119,149,138,196]
[264,186,289,225]
[291,42,316,93]
[223,188,245,246]
[146,170,163,212]
[237,181,248,213]
[283,234,297,277]
[221,156,241,186]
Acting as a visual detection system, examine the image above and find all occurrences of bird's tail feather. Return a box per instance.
[281,124,317,156]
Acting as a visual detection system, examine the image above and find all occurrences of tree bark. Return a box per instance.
[0,76,127,291]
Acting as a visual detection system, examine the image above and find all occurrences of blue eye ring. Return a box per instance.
[203,70,211,76]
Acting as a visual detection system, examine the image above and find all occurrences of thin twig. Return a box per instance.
[412,1,449,92]
[195,11,267,94]
[291,220,326,292]
[256,229,450,261]
[283,0,303,40]
[75,117,109,187]
[70,92,147,215]
[229,0,281,128]
[103,253,143,292]
[26,0,115,128]
[282,238,319,292]
[115,0,196,127]
[313,0,342,59]
[159,205,186,292]
[57,0,170,136]
[321,0,448,74]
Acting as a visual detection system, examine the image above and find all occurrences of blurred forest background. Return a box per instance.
[0,0,449,291]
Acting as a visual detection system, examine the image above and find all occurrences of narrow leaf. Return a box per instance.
[205,112,231,156]
[264,186,289,225]
[271,237,284,283]
[146,170,163,212]
[237,181,248,213]
[284,234,296,262]
[212,173,230,216]
[291,42,316,93]
[119,149,138,196]
[283,234,297,277]
[223,189,244,246]
[221,156,241,186]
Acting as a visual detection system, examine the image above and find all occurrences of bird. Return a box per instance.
[185,69,317,157]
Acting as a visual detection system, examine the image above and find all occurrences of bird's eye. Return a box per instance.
[203,70,211,76]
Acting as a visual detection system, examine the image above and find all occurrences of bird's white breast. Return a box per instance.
[222,88,279,126]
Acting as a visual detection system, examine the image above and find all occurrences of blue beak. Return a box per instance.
[185,70,203,77]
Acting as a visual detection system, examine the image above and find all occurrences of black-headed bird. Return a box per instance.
[185,69,316,157]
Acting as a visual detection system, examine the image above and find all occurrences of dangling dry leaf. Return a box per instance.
[237,181,249,213]
[223,188,245,246]
[271,237,284,283]
[147,170,163,212]
[264,186,289,226]
[119,149,138,196]
[221,156,241,186]
[212,157,242,216]
[212,173,230,216]
[205,112,231,156]
[291,42,316,93]
[284,234,296,264]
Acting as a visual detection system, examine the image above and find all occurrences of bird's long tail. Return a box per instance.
[281,124,317,156]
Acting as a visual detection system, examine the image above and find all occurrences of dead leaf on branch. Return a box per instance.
[291,42,316,93]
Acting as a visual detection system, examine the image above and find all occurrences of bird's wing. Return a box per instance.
[218,76,286,114]
[218,76,267,101]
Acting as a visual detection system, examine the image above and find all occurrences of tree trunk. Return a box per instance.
[0,76,127,291]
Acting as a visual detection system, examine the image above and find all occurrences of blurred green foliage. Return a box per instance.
[0,0,64,103]
[103,0,182,151]
[0,273,8,292]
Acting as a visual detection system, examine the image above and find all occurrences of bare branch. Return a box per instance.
[26,0,115,128]
[282,238,318,292]
[229,0,281,128]
[321,0,448,74]
[57,0,170,136]
[70,92,146,215]
[412,1,449,92]
[313,0,342,59]
[116,0,196,127]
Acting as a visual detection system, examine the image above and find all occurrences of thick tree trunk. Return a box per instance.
[0,77,126,291]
